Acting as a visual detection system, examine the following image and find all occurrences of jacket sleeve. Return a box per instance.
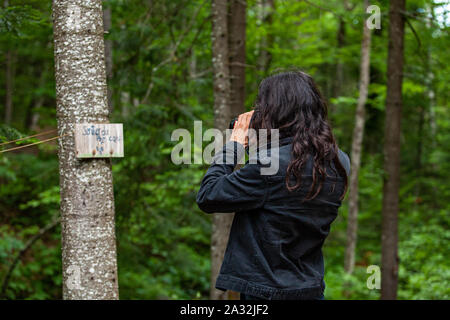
[196,141,268,213]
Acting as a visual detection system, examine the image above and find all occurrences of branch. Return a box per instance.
[0,215,60,298]
[173,103,200,121]
[229,61,257,69]
[301,0,343,18]
[405,17,422,52]
[403,15,428,66]
[189,67,212,79]
[180,13,212,61]
[141,0,208,105]
[400,9,447,29]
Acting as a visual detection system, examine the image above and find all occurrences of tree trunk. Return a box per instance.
[226,0,247,300]
[4,49,13,124]
[381,0,405,300]
[257,0,274,76]
[333,17,346,98]
[210,0,232,300]
[103,2,113,114]
[228,0,246,118]
[344,0,372,274]
[3,0,13,125]
[52,0,119,300]
[414,105,424,198]
[425,5,437,154]
[27,65,47,130]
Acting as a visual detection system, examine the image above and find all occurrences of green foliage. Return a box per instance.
[0,124,24,143]
[398,222,450,299]
[0,4,48,39]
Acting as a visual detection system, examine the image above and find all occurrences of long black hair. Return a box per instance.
[249,70,348,200]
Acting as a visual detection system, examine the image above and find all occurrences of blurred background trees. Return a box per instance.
[0,0,449,299]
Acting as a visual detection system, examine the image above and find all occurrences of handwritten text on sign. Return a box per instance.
[75,123,124,158]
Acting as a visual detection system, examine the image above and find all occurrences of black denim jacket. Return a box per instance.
[196,137,350,300]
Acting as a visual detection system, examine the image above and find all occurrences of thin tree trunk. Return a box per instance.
[3,0,13,124]
[189,47,197,79]
[344,0,372,274]
[210,0,232,300]
[333,17,346,98]
[27,65,47,130]
[228,0,246,118]
[52,0,119,300]
[103,2,113,114]
[120,91,131,118]
[427,68,436,143]
[414,105,424,198]
[27,89,44,131]
[425,5,437,151]
[4,50,13,125]
[226,0,247,300]
[257,0,274,75]
[381,0,405,300]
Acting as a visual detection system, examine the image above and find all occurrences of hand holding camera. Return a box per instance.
[229,111,254,147]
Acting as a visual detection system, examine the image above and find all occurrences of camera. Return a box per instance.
[229,117,238,130]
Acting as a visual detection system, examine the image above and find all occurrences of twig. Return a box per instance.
[180,13,212,61]
[141,0,208,105]
[174,103,200,121]
[404,16,428,67]
[0,135,64,153]
[0,129,57,146]
[301,0,344,18]
[1,215,60,298]
[405,17,422,52]
[400,9,446,28]
[229,61,257,69]
[189,67,213,79]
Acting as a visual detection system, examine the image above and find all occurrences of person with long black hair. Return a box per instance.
[196,70,350,300]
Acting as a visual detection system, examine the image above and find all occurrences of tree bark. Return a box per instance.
[4,49,13,124]
[425,5,436,153]
[333,17,346,98]
[226,2,247,300]
[210,0,232,300]
[381,0,405,300]
[103,2,113,114]
[414,105,424,198]
[228,0,246,118]
[52,0,119,300]
[344,0,372,274]
[3,0,13,124]
[27,65,47,130]
[257,0,274,76]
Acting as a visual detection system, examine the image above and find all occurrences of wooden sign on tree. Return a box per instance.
[75,123,124,158]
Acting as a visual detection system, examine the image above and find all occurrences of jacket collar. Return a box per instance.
[245,136,293,153]
[279,136,293,146]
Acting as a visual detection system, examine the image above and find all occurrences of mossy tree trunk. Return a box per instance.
[52,0,119,300]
